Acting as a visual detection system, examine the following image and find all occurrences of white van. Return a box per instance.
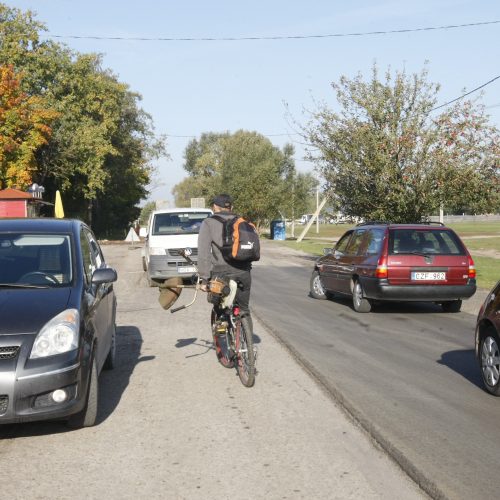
[142,207,212,286]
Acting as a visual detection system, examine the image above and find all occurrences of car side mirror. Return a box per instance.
[92,267,118,285]
[323,248,333,256]
[139,227,148,238]
[334,250,343,259]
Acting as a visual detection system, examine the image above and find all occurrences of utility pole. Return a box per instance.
[316,188,319,234]
[297,197,327,242]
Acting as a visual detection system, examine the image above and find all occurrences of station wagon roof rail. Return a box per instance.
[355,221,445,227]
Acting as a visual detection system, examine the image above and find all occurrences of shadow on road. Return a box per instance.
[175,333,262,360]
[314,293,451,315]
[97,325,154,424]
[437,349,483,389]
[0,325,152,438]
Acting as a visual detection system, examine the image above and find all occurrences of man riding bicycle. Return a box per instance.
[197,194,254,336]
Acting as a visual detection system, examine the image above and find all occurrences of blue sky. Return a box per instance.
[6,1,500,204]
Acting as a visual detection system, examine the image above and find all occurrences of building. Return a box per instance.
[0,188,51,218]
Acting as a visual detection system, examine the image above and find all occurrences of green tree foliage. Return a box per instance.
[0,4,166,235]
[174,130,315,228]
[304,65,500,222]
[172,176,207,207]
[139,201,156,226]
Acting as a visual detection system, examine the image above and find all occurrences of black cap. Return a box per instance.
[212,194,233,209]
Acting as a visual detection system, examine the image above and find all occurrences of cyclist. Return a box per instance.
[197,193,254,335]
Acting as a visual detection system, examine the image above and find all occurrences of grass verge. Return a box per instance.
[473,256,500,290]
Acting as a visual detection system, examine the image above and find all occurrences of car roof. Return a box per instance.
[356,222,450,230]
[151,208,212,215]
[0,217,83,234]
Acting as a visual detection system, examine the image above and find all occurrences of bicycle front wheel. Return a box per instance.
[211,309,234,369]
[235,316,256,387]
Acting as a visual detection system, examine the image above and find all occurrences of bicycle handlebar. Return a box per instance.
[169,247,230,314]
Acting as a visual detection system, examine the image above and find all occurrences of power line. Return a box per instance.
[165,75,500,138]
[46,20,500,42]
[430,75,500,111]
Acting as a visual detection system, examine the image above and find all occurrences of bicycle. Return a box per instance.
[169,249,256,388]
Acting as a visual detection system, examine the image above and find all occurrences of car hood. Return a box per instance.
[0,288,72,335]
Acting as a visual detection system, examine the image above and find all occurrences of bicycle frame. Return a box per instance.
[168,248,256,387]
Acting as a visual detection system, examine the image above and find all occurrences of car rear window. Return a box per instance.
[389,229,465,255]
[364,228,385,255]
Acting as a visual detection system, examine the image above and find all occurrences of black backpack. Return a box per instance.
[212,215,260,263]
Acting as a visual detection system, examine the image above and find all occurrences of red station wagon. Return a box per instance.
[310,222,477,313]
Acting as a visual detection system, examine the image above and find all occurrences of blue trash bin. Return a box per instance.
[271,220,286,240]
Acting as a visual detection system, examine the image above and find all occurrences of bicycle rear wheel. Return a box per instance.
[211,309,234,368]
[235,316,256,387]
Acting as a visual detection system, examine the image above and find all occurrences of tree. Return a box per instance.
[139,201,156,226]
[0,64,58,189]
[0,4,166,235]
[303,65,500,222]
[173,130,299,228]
[172,176,207,207]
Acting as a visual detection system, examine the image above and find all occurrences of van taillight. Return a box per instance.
[375,255,388,279]
[468,256,476,279]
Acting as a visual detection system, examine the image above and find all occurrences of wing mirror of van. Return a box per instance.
[139,227,148,238]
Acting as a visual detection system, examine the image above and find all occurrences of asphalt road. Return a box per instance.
[0,243,423,500]
[253,240,497,500]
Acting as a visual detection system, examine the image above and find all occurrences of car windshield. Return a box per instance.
[0,233,73,286]
[152,212,210,235]
[389,229,465,255]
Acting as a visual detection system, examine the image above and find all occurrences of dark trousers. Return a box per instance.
[211,268,253,332]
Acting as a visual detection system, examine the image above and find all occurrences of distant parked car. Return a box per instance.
[0,218,117,427]
[475,281,500,395]
[310,221,476,313]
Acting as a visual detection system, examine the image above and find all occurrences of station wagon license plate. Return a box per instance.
[179,266,196,273]
[411,271,446,281]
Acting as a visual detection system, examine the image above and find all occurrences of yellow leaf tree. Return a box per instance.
[0,64,58,189]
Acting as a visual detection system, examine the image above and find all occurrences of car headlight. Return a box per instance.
[30,309,80,359]
[149,247,167,256]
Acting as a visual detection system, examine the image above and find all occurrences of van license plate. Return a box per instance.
[179,266,196,273]
[411,272,446,281]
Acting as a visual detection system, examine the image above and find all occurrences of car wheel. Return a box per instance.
[310,270,328,300]
[480,328,500,396]
[352,280,371,313]
[442,300,462,313]
[103,324,116,370]
[67,355,99,428]
[142,256,147,272]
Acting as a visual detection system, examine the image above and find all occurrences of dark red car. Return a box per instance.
[475,281,500,395]
[310,222,476,313]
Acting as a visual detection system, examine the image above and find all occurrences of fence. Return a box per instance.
[429,214,500,223]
